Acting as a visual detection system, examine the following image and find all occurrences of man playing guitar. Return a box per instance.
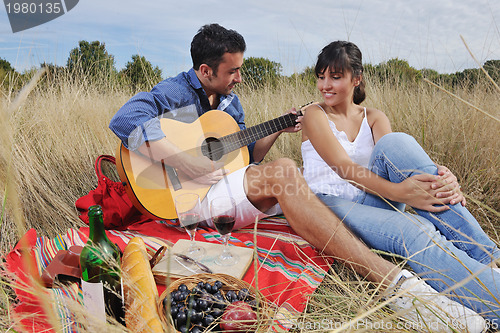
[109,23,485,331]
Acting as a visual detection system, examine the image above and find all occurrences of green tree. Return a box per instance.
[421,68,439,80]
[0,58,13,83]
[241,57,282,88]
[66,40,116,82]
[451,68,481,88]
[41,62,65,79]
[292,65,315,85]
[420,68,454,87]
[375,58,422,83]
[37,62,67,89]
[483,60,500,83]
[121,54,162,91]
[0,57,19,90]
[0,58,14,73]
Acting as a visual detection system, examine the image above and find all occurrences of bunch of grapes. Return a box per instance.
[164,280,254,332]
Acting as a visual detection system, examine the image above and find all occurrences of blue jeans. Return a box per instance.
[317,133,500,323]
[360,132,500,264]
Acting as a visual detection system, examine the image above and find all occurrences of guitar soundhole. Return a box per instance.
[202,137,224,161]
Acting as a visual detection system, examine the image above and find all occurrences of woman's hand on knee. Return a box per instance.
[432,165,466,206]
[398,174,451,212]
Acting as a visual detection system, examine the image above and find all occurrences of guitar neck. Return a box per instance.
[220,111,301,152]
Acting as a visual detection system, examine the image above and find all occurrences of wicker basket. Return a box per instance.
[157,273,274,332]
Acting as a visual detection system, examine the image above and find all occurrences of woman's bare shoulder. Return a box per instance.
[303,102,325,114]
[365,107,389,124]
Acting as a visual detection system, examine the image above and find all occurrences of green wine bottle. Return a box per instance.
[80,205,125,325]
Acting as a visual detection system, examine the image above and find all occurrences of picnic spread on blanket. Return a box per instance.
[5,215,331,332]
[3,154,332,332]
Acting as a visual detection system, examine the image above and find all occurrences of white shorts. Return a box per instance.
[200,165,281,230]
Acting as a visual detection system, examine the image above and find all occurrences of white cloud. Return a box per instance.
[0,0,498,75]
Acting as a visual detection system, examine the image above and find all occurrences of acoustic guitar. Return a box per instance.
[116,109,303,220]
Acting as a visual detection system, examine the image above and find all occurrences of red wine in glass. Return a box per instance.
[180,213,200,231]
[213,215,235,235]
[210,197,238,266]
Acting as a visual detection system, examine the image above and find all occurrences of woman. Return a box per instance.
[301,40,500,324]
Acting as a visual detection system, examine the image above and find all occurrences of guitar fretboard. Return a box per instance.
[219,111,301,153]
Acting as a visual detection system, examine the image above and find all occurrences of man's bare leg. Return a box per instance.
[244,158,399,289]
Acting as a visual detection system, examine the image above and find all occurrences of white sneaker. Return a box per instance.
[387,270,486,333]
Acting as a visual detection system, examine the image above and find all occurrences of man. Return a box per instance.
[110,24,486,331]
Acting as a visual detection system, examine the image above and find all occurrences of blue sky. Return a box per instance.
[1,0,499,77]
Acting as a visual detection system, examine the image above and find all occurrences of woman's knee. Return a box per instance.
[373,133,434,173]
[377,132,417,151]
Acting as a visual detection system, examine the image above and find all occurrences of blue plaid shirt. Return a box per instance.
[109,68,255,161]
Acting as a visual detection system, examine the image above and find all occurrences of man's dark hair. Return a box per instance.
[191,23,246,74]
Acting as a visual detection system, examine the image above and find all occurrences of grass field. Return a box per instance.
[0,69,498,332]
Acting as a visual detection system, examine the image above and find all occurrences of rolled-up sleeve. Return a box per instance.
[109,74,195,151]
[109,92,165,150]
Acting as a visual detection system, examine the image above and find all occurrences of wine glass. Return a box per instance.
[174,193,206,259]
[210,197,238,266]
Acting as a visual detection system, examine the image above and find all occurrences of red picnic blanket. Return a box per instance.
[4,216,331,332]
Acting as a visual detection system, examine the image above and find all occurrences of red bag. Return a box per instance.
[75,155,151,229]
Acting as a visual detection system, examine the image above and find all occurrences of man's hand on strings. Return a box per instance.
[179,154,227,185]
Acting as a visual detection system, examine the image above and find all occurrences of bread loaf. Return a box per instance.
[121,237,164,332]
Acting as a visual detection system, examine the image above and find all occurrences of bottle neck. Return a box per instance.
[88,206,106,242]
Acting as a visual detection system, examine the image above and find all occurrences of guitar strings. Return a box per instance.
[219,103,310,152]
[206,112,300,156]
[174,106,308,163]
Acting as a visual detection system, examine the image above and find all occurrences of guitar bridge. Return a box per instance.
[164,165,182,190]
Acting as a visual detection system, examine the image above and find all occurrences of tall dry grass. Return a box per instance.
[0,68,498,332]
[0,73,132,251]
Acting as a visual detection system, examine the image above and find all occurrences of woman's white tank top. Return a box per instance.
[301,106,375,201]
